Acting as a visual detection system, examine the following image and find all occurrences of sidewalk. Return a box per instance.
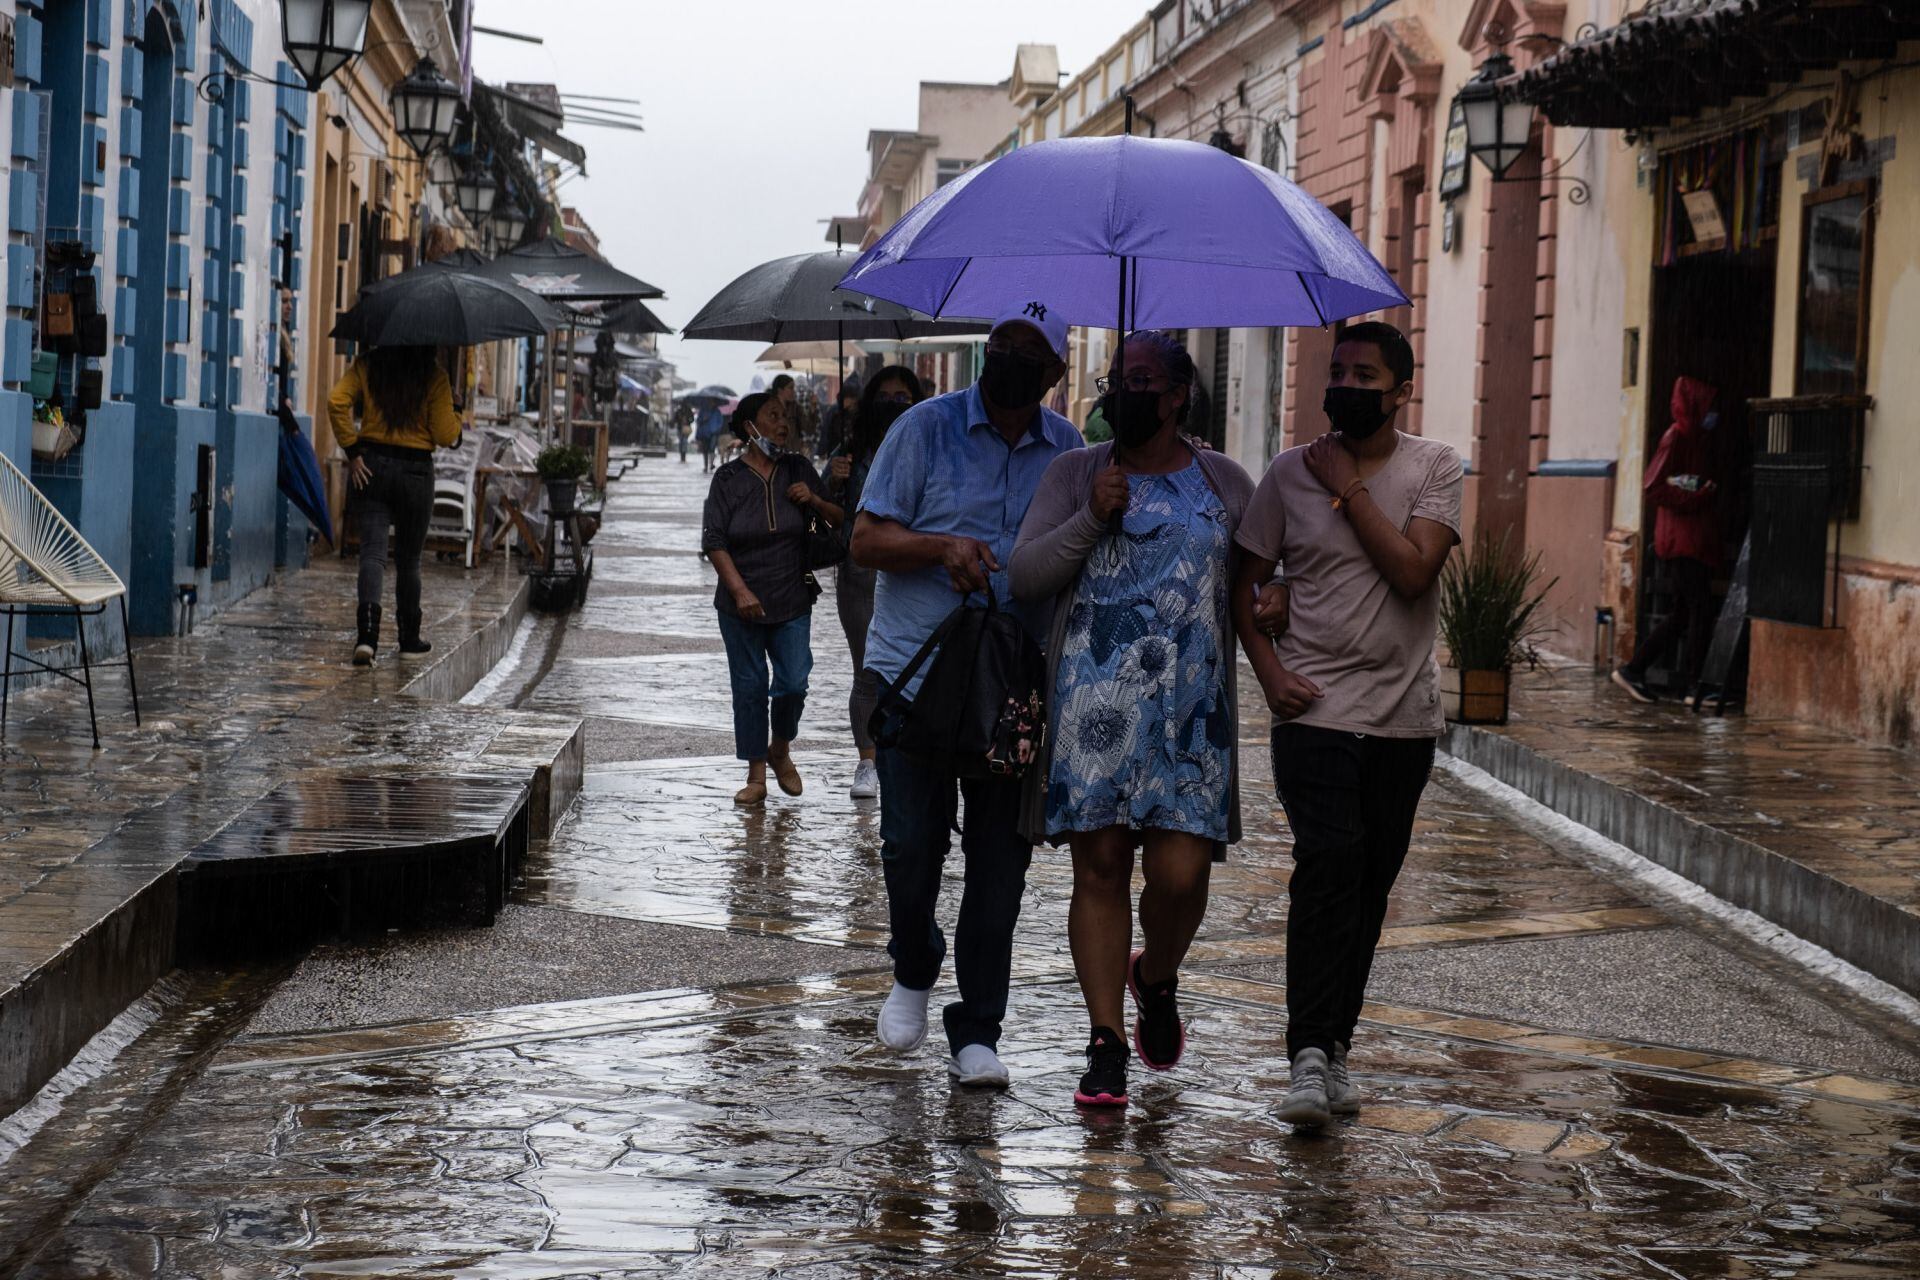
[1443,659,1920,997]
[0,556,582,1119]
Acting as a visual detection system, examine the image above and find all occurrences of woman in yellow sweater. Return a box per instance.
[327,347,463,665]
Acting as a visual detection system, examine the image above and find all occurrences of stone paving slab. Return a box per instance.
[0,556,582,1118]
[16,969,1920,1278]
[1445,661,1920,997]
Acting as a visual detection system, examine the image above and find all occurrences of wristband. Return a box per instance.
[1331,479,1366,511]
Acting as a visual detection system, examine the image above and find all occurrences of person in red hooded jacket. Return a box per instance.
[1613,375,1722,703]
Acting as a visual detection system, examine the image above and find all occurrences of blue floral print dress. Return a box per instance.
[1046,461,1232,840]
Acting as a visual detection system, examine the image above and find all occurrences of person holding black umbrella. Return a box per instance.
[328,345,463,665]
[703,392,843,806]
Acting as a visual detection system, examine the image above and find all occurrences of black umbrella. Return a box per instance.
[593,297,674,335]
[421,247,492,272]
[681,384,737,407]
[477,236,664,301]
[331,270,560,347]
[683,250,984,343]
[683,249,984,388]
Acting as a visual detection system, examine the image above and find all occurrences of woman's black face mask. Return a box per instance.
[855,399,911,454]
[1101,388,1169,448]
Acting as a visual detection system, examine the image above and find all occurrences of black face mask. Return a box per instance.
[1324,385,1395,440]
[1101,389,1167,449]
[854,399,910,456]
[980,351,1049,411]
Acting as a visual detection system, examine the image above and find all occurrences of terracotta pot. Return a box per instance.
[1441,666,1510,725]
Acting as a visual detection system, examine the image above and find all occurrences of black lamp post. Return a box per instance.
[1454,51,1535,178]
[391,56,462,157]
[454,162,498,227]
[280,0,373,91]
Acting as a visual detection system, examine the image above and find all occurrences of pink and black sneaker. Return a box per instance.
[1074,1027,1130,1108]
[1129,949,1186,1071]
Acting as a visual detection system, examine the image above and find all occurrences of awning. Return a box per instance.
[476,82,588,169]
[1514,0,1920,130]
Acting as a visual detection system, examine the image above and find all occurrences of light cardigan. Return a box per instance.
[1008,440,1256,852]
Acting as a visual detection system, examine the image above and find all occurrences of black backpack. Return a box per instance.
[869,585,1046,780]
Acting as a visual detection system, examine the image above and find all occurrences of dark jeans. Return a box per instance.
[1626,555,1713,690]
[354,451,434,617]
[875,726,1033,1054]
[716,610,812,760]
[835,564,878,751]
[1272,723,1436,1060]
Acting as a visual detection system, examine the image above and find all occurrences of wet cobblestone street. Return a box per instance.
[8,455,1920,1278]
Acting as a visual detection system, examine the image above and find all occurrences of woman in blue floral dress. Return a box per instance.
[1011,331,1254,1110]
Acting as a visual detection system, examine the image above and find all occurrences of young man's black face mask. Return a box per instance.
[1323,385,1396,440]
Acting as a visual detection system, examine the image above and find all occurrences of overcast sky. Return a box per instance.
[472,0,1147,393]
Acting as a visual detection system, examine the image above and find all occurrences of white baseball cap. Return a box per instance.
[990,299,1068,362]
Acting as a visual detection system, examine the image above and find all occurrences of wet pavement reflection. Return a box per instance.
[12,454,1920,1277]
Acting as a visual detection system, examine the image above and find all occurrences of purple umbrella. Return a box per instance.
[838,134,1406,330]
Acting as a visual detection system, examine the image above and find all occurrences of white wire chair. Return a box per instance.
[0,450,140,748]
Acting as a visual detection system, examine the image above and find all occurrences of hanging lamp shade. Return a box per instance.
[281,0,372,91]
[1455,52,1535,178]
[391,57,463,157]
[491,201,529,248]
[455,163,498,226]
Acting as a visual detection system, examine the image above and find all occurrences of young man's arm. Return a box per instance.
[1304,435,1456,599]
[1231,552,1321,719]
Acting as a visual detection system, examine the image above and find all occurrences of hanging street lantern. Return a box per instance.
[1453,51,1535,178]
[280,0,373,91]
[491,200,529,248]
[391,57,462,157]
[454,162,498,226]
[426,145,462,191]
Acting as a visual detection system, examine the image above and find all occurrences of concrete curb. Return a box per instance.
[1442,722,1920,1000]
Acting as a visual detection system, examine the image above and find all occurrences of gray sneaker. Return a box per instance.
[1328,1041,1360,1115]
[1278,1047,1332,1129]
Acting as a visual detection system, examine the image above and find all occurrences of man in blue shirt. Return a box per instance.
[851,299,1081,1088]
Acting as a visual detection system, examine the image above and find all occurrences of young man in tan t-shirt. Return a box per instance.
[1230,321,1464,1129]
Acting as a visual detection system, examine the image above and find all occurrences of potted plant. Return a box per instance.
[535,443,591,516]
[1436,531,1558,725]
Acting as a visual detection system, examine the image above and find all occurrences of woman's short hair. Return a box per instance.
[730,392,773,438]
[1122,330,1196,424]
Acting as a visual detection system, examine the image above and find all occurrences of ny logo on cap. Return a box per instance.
[1023,301,1048,322]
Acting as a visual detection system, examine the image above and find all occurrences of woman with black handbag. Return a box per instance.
[702,392,842,806]
[825,366,925,800]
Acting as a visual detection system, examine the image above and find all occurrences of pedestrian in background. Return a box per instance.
[851,300,1081,1090]
[328,345,463,666]
[703,392,843,806]
[819,379,862,461]
[1231,321,1461,1130]
[1613,375,1721,705]
[673,402,694,464]
[1011,330,1254,1110]
[826,365,924,800]
[696,403,726,473]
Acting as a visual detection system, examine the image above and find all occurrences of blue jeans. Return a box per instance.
[716,611,812,760]
[875,731,1032,1054]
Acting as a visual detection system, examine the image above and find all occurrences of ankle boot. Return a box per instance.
[397,610,431,656]
[353,603,381,666]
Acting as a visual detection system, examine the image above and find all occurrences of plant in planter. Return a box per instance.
[535,443,591,515]
[1436,531,1558,725]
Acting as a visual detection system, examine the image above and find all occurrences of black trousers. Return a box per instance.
[1272,723,1436,1060]
[353,451,434,618]
[1626,555,1714,690]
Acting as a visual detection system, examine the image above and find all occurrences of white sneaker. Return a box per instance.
[948,1043,1011,1089]
[1277,1047,1332,1129]
[1328,1041,1361,1115]
[849,758,879,800]
[877,981,931,1052]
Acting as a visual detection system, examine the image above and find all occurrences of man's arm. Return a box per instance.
[1232,552,1321,719]
[1343,499,1456,600]
[851,514,998,594]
